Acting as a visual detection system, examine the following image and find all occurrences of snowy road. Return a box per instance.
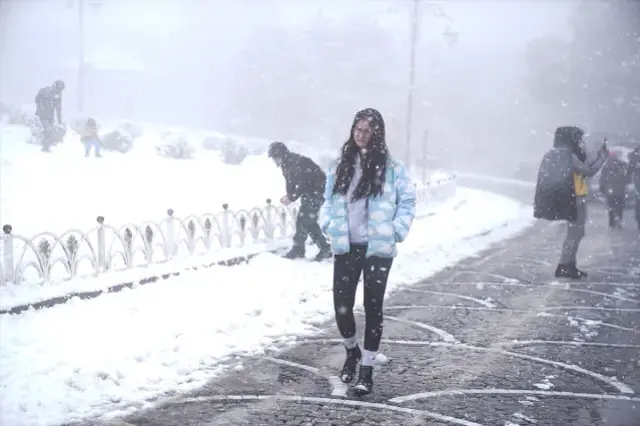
[110,203,640,426]
[0,188,534,426]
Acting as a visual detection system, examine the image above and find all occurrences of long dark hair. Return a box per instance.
[332,108,389,201]
[554,126,586,162]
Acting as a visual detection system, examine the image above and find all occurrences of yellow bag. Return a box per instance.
[573,173,588,196]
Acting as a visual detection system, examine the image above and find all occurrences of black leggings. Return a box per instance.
[333,244,393,352]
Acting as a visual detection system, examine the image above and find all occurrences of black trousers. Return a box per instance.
[606,195,625,226]
[39,116,54,150]
[292,196,328,250]
[333,244,393,352]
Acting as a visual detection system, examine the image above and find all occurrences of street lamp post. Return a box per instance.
[78,0,85,113]
[404,0,420,172]
[403,0,457,177]
[69,0,103,114]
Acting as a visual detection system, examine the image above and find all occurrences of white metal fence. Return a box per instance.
[1,175,456,286]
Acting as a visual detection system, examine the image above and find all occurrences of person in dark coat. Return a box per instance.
[35,79,65,152]
[599,151,630,228]
[268,142,332,261]
[628,146,640,231]
[533,126,608,279]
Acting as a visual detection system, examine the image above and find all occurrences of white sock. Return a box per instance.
[343,336,358,350]
[362,350,377,367]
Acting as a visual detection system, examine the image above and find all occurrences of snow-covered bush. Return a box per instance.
[8,105,37,127]
[101,129,134,153]
[28,122,67,146]
[118,120,142,139]
[201,133,226,151]
[156,131,195,159]
[220,137,249,165]
[0,100,9,117]
[244,138,269,156]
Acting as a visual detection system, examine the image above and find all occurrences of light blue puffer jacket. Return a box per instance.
[319,156,417,258]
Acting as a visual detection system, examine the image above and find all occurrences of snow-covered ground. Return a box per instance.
[0,124,288,237]
[0,188,535,426]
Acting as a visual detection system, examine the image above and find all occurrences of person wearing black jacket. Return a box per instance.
[533,126,608,279]
[268,142,332,261]
[628,146,640,231]
[35,80,65,152]
[599,151,630,228]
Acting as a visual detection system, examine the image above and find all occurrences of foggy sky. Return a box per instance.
[1,0,575,173]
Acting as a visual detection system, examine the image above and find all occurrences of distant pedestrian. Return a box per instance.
[627,146,640,231]
[599,151,630,228]
[534,126,608,279]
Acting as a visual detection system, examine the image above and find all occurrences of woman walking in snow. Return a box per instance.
[319,108,416,395]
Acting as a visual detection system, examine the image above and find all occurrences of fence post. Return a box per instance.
[265,199,275,239]
[2,224,15,284]
[144,224,154,264]
[166,208,176,257]
[96,216,106,272]
[221,204,231,248]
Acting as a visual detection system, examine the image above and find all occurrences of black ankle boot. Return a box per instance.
[354,365,374,395]
[340,345,361,383]
[569,262,588,278]
[555,263,586,280]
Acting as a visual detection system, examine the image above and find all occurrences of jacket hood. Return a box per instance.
[553,126,584,149]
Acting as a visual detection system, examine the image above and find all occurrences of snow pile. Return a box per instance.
[155,130,195,159]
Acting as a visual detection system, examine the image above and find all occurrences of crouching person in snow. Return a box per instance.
[319,108,416,395]
[35,79,65,152]
[268,141,332,260]
[81,118,102,158]
[534,126,608,279]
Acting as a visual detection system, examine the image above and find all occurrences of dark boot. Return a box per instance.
[569,262,588,278]
[283,245,305,259]
[555,263,585,280]
[314,246,332,262]
[340,345,361,384]
[354,365,374,395]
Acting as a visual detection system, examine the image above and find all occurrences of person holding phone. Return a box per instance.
[599,150,630,228]
[628,146,640,231]
[534,126,609,279]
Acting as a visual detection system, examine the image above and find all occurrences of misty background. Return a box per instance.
[1,0,638,175]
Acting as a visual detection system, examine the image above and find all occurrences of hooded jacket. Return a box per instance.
[319,109,416,258]
[278,146,326,202]
[533,126,607,221]
[35,86,62,124]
